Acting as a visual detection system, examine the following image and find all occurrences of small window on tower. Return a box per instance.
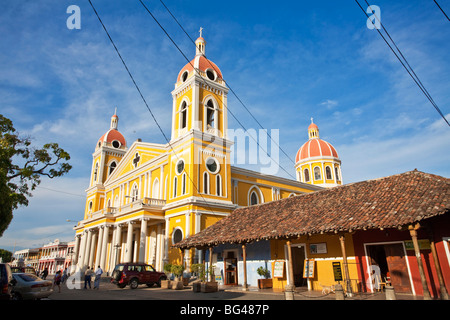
[206,69,215,81]
[109,161,117,175]
[181,70,188,82]
[206,100,215,128]
[326,166,332,180]
[112,140,120,148]
[314,167,322,180]
[304,168,310,182]
[180,101,187,129]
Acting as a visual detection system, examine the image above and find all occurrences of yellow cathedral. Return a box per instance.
[72,34,342,275]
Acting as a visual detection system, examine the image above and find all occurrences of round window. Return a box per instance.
[182,70,188,82]
[205,157,219,174]
[206,69,215,81]
[173,229,183,244]
[112,140,120,148]
[176,159,185,175]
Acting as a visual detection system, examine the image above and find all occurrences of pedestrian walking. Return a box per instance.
[41,268,48,280]
[62,268,68,284]
[53,270,62,293]
[94,265,103,289]
[84,266,93,289]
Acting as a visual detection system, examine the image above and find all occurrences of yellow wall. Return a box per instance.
[270,233,360,293]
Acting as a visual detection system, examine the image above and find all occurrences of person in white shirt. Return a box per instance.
[94,265,103,289]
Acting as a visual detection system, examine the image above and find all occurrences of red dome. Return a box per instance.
[296,138,338,163]
[97,129,126,149]
[177,55,223,82]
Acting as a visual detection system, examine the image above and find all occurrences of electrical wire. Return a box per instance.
[138,0,298,180]
[157,0,299,169]
[357,0,450,126]
[87,0,227,220]
[433,0,450,22]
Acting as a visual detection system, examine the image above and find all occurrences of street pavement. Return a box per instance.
[47,276,423,301]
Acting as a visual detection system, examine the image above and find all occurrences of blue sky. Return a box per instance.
[1,0,449,253]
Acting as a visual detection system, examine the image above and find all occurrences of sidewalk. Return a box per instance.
[48,275,425,301]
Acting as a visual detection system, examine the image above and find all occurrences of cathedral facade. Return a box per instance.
[72,35,341,274]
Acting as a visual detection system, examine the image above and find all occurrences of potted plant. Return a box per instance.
[161,263,172,289]
[201,265,218,293]
[171,264,185,290]
[191,263,205,293]
[257,266,273,289]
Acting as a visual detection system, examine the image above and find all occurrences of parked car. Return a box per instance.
[10,273,53,300]
[111,263,166,289]
[10,266,37,275]
[0,263,14,300]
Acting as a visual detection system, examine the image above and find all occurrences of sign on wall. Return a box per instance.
[303,259,315,278]
[309,243,327,254]
[273,261,285,278]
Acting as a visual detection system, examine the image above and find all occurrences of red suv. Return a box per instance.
[111,263,166,289]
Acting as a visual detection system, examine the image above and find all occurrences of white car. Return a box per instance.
[11,273,53,300]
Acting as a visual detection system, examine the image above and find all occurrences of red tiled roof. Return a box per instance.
[174,170,450,249]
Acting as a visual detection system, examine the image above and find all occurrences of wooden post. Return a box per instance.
[426,224,449,300]
[339,233,353,297]
[285,240,295,300]
[242,244,248,291]
[409,223,431,300]
[209,247,214,282]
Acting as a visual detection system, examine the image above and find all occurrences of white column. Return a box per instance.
[114,224,123,266]
[78,232,87,268]
[100,225,109,270]
[139,218,148,263]
[95,226,104,268]
[125,221,134,263]
[155,224,162,271]
[88,231,97,268]
[83,229,93,268]
[163,217,169,265]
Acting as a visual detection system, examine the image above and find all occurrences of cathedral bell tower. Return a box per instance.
[171,28,229,141]
[85,111,127,218]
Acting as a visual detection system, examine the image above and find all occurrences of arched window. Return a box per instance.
[131,184,139,202]
[216,175,221,196]
[109,161,117,175]
[335,167,340,181]
[93,162,99,182]
[152,179,160,199]
[326,166,332,180]
[173,176,178,198]
[182,173,187,195]
[250,191,259,206]
[203,172,209,194]
[314,167,322,180]
[180,101,187,129]
[206,100,215,129]
[304,168,310,182]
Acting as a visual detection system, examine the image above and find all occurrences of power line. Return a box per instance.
[434,0,450,22]
[138,0,298,180]
[357,0,450,126]
[87,0,230,219]
[157,0,299,168]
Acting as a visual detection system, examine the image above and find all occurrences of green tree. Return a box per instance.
[0,248,12,262]
[0,114,72,236]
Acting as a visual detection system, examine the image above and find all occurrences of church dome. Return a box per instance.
[296,138,339,163]
[96,113,127,150]
[177,35,223,83]
[295,119,339,163]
